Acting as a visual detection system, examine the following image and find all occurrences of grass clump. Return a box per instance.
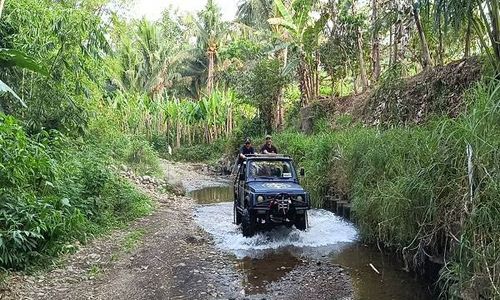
[122,229,145,253]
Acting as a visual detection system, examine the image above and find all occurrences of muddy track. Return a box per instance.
[2,161,353,300]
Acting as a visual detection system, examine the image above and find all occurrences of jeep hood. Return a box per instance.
[247,181,305,194]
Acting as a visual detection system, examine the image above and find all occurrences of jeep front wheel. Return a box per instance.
[295,212,307,230]
[234,204,242,225]
[242,209,256,237]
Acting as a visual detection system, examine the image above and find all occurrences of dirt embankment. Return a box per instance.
[300,57,482,132]
[1,161,353,300]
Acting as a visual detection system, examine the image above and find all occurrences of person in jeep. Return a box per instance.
[238,138,255,164]
[260,135,278,154]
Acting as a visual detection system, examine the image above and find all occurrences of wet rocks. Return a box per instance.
[185,235,206,244]
[265,262,353,300]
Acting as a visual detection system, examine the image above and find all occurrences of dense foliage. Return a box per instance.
[0,0,498,298]
[0,113,154,269]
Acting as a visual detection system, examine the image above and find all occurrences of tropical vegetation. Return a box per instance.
[0,0,498,298]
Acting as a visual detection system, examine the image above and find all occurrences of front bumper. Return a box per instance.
[250,195,309,224]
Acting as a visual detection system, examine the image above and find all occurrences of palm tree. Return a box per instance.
[237,0,289,130]
[111,16,185,99]
[237,0,274,30]
[195,0,228,95]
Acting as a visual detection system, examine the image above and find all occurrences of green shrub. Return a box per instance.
[0,114,152,270]
[86,118,161,176]
[171,139,226,162]
[125,138,162,176]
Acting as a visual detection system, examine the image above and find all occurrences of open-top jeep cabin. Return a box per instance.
[233,154,310,237]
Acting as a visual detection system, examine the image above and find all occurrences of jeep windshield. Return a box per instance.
[248,160,295,180]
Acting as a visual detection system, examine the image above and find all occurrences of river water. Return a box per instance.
[190,186,434,299]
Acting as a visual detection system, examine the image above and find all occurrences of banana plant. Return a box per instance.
[268,0,329,107]
[0,48,49,108]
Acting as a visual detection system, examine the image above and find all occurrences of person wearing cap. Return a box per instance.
[239,138,255,163]
[260,135,278,154]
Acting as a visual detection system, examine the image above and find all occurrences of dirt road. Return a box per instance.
[2,161,353,300]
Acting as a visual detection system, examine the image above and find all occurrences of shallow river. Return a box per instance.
[190,186,434,299]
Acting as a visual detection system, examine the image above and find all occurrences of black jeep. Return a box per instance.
[233,154,310,237]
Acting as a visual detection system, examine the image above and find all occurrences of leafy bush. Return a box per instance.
[125,138,161,176]
[171,139,226,162]
[0,114,152,270]
[86,118,161,176]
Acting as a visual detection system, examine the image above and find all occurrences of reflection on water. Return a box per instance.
[235,251,302,294]
[331,243,434,299]
[191,186,434,299]
[189,186,233,204]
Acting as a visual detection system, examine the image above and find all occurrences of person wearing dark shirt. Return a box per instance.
[239,138,255,164]
[260,135,277,154]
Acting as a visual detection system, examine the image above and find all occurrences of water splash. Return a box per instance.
[194,202,358,258]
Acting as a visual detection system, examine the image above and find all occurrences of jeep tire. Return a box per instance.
[242,209,256,237]
[295,212,307,230]
[234,203,242,225]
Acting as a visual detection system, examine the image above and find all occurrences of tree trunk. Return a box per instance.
[315,51,320,97]
[476,0,500,71]
[413,4,432,70]
[394,19,402,64]
[464,10,472,58]
[276,47,288,130]
[330,69,335,97]
[353,2,368,90]
[487,0,500,70]
[276,89,284,131]
[298,58,309,107]
[353,75,359,94]
[371,0,381,81]
[356,33,369,90]
[0,0,5,20]
[207,48,215,94]
[389,24,394,67]
[438,14,444,65]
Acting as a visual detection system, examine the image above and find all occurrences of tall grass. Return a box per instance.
[273,78,499,298]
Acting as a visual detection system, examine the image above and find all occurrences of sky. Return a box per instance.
[132,0,238,21]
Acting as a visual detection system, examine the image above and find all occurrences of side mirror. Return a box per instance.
[239,173,245,181]
[300,168,305,177]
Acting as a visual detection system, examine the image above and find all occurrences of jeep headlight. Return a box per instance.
[257,195,265,203]
[296,195,304,202]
